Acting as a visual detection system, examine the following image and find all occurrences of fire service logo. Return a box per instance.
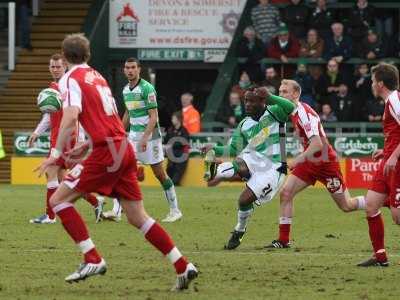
[116,3,140,38]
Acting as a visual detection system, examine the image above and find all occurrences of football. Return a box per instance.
[37,88,62,113]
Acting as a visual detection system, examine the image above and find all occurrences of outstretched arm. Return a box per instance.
[213,124,246,157]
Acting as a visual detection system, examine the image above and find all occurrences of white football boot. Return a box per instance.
[29,214,56,224]
[65,258,107,283]
[171,263,198,291]
[162,209,183,223]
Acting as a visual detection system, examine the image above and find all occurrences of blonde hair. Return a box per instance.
[281,79,302,95]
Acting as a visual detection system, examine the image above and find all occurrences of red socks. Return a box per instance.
[83,193,98,208]
[367,212,387,262]
[53,202,101,264]
[278,217,292,244]
[141,218,188,274]
[279,224,291,244]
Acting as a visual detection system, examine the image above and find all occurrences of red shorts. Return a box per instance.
[47,152,69,169]
[50,137,76,170]
[370,159,400,208]
[291,160,346,193]
[63,140,142,200]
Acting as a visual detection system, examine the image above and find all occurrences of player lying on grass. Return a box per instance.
[265,80,366,249]
[35,34,197,290]
[28,53,103,225]
[203,87,294,250]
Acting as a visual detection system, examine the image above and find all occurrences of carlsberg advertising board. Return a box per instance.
[14,132,50,156]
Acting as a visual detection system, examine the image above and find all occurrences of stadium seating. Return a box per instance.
[0,0,93,183]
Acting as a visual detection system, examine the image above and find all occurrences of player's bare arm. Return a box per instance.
[29,113,51,147]
[372,149,384,161]
[35,106,80,177]
[384,142,400,176]
[289,135,323,170]
[122,109,129,130]
[139,108,158,152]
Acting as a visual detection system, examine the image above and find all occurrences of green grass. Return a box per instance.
[1,185,400,299]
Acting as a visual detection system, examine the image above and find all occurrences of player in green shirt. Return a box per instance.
[204,87,295,249]
[102,58,182,222]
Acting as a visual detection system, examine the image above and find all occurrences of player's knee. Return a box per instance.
[280,188,293,203]
[338,204,353,213]
[49,193,61,208]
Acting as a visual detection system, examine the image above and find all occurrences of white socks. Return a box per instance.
[234,208,254,232]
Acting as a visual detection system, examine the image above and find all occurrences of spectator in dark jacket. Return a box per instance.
[218,92,245,128]
[308,0,335,40]
[164,112,190,185]
[231,71,254,100]
[329,84,353,121]
[323,22,352,63]
[300,28,324,58]
[358,28,386,60]
[366,97,385,122]
[353,64,373,120]
[267,23,300,62]
[293,61,315,107]
[259,66,281,95]
[348,0,375,55]
[315,59,348,101]
[282,0,310,39]
[237,26,264,81]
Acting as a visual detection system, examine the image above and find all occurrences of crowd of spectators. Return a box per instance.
[223,0,399,126]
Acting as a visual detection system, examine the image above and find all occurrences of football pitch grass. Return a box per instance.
[1,185,400,299]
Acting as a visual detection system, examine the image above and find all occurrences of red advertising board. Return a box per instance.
[345,158,382,189]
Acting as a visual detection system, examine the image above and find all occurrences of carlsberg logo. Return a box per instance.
[334,137,378,156]
[15,136,49,154]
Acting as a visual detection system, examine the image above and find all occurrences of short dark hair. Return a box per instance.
[172,111,183,124]
[50,53,63,62]
[371,63,399,90]
[125,57,141,67]
[62,33,90,64]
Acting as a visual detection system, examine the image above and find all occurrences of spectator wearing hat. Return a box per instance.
[308,0,335,40]
[358,28,386,60]
[251,0,281,46]
[293,61,315,107]
[266,23,300,63]
[348,0,375,56]
[259,66,281,95]
[323,22,352,63]
[281,0,310,39]
[299,29,324,58]
[237,26,264,82]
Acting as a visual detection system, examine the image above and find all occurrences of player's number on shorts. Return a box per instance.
[326,178,341,190]
[96,85,118,116]
[68,164,83,180]
[261,184,272,198]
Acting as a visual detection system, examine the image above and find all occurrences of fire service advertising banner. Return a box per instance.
[109,0,246,48]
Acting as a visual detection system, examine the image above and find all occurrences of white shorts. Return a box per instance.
[130,139,164,165]
[239,151,285,204]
